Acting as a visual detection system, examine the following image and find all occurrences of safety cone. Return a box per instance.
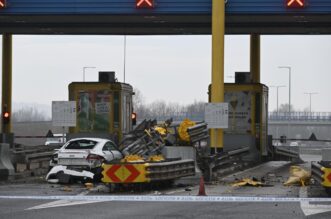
[197,176,207,196]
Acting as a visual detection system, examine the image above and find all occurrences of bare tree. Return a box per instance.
[12,107,48,122]
[277,103,295,113]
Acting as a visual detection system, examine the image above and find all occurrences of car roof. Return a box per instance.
[62,138,115,150]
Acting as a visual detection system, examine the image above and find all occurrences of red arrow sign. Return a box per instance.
[124,165,140,182]
[105,164,141,183]
[136,0,154,8]
[0,0,6,8]
[286,0,305,8]
[106,165,121,182]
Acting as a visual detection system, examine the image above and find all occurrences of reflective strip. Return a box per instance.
[1,195,331,203]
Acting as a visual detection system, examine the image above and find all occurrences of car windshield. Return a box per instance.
[64,139,98,150]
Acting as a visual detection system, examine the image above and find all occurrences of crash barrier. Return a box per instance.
[311,161,331,188]
[311,162,324,184]
[0,143,15,180]
[268,111,331,121]
[199,147,250,181]
[102,159,195,183]
[11,145,57,173]
[187,123,209,145]
[121,123,165,157]
[274,146,299,159]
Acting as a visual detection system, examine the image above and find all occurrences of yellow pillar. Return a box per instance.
[210,0,225,152]
[250,34,260,83]
[2,34,13,133]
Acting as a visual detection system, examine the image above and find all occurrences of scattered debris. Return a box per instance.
[283,166,311,186]
[85,183,94,189]
[62,186,72,192]
[231,178,265,187]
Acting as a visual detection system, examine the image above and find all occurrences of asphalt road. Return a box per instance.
[0,160,330,218]
[0,199,307,219]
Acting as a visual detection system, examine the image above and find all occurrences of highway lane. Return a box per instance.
[0,161,330,218]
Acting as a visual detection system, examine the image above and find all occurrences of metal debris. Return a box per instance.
[231,178,265,187]
[283,165,311,186]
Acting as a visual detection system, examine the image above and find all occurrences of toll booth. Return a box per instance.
[68,72,134,143]
[209,82,269,160]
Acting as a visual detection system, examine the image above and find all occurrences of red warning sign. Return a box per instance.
[103,164,147,183]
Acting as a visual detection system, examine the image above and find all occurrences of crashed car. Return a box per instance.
[46,138,123,183]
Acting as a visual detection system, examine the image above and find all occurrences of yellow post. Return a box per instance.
[250,34,260,83]
[210,0,225,152]
[1,34,13,133]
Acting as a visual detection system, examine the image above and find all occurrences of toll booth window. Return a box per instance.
[114,92,120,128]
[77,90,110,132]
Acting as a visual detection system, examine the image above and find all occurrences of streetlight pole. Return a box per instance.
[83,66,96,82]
[304,92,318,113]
[270,85,286,116]
[278,66,292,138]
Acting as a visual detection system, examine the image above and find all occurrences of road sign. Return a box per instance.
[204,103,229,129]
[52,101,76,127]
[286,0,305,8]
[0,0,6,8]
[136,0,154,8]
[102,163,148,183]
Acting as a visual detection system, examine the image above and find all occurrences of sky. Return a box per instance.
[1,35,331,116]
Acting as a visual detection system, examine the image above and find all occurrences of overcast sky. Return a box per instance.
[0,35,331,115]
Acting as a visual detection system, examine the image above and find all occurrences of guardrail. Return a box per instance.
[268,112,331,121]
[311,162,324,184]
[199,146,250,181]
[274,146,299,159]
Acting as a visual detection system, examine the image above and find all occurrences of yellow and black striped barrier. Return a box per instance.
[101,159,195,184]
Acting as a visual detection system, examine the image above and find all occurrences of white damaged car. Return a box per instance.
[46,138,123,183]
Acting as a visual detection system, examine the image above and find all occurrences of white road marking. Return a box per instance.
[300,187,331,216]
[26,199,105,210]
[26,186,106,210]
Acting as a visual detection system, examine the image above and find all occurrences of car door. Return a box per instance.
[102,141,123,161]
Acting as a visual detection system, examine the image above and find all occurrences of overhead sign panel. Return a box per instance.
[136,0,154,8]
[0,0,6,8]
[286,0,305,8]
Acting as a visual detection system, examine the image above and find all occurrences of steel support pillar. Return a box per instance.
[1,34,12,134]
[250,34,260,83]
[210,0,225,153]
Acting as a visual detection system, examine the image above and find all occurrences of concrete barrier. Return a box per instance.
[0,143,15,180]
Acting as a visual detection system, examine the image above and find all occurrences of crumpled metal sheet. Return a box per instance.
[46,165,94,183]
[283,165,311,186]
[231,178,264,187]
